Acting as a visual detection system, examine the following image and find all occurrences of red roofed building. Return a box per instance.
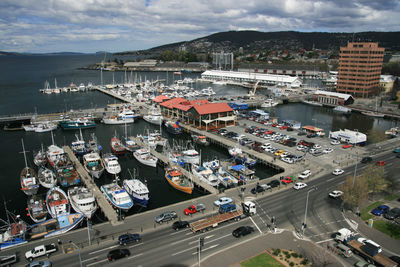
[152,95,170,103]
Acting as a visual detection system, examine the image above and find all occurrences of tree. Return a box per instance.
[339,175,368,210]
[385,175,400,194]
[361,165,388,199]
[367,127,387,143]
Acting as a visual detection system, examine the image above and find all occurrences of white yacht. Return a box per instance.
[38,167,57,189]
[103,108,137,125]
[333,105,352,114]
[192,165,220,187]
[182,149,200,165]
[143,106,163,126]
[133,148,158,167]
[68,186,98,219]
[83,152,105,178]
[123,178,150,207]
[261,98,279,108]
[34,122,58,133]
[102,153,121,175]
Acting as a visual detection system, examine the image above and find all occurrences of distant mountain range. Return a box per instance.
[117,30,400,55]
[0,51,87,56]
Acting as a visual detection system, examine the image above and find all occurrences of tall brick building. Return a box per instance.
[336,42,384,98]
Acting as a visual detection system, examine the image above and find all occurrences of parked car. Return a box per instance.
[118,233,141,245]
[214,197,233,206]
[342,144,353,149]
[155,211,177,223]
[172,220,189,230]
[26,261,52,267]
[298,170,311,179]
[376,160,386,166]
[232,226,254,238]
[384,207,400,220]
[329,190,343,199]
[107,248,130,261]
[330,140,341,145]
[361,157,372,163]
[293,182,307,190]
[250,184,271,194]
[184,204,206,215]
[371,205,390,216]
[332,169,344,176]
[281,177,293,184]
[267,180,280,188]
[322,148,333,154]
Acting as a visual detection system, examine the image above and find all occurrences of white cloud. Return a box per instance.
[0,0,399,52]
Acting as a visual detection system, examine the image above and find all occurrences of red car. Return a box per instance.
[280,125,288,130]
[265,130,273,135]
[281,177,293,184]
[272,123,278,127]
[376,161,386,166]
[342,144,353,149]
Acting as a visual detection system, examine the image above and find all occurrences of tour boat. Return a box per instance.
[102,153,121,175]
[163,121,182,135]
[27,213,84,239]
[83,152,105,179]
[59,118,96,130]
[20,139,39,196]
[27,195,47,223]
[192,165,220,187]
[165,166,193,194]
[38,167,57,189]
[68,186,98,219]
[123,171,149,207]
[101,182,133,211]
[182,149,200,165]
[46,187,70,218]
[110,132,126,154]
[133,148,158,167]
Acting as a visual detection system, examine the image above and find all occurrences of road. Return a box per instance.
[4,149,399,266]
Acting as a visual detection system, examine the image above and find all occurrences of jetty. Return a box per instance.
[63,146,120,225]
[133,138,219,194]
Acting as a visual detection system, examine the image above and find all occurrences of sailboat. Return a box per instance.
[0,207,27,250]
[361,97,385,118]
[122,123,139,152]
[20,139,39,196]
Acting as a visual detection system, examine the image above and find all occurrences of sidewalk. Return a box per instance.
[344,211,400,255]
[199,230,347,267]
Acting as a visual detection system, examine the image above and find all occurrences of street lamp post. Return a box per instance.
[302,187,317,236]
[352,130,359,187]
[69,241,83,267]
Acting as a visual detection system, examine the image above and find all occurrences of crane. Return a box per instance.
[248,81,260,98]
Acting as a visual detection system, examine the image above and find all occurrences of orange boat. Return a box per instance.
[165,166,193,194]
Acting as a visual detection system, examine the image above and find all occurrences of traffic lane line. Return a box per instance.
[129,242,144,249]
[171,245,198,256]
[89,244,119,255]
[249,216,262,234]
[128,252,143,259]
[81,256,97,263]
[189,235,215,245]
[191,244,219,255]
[86,259,108,266]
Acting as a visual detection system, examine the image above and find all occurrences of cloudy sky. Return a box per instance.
[1,0,399,53]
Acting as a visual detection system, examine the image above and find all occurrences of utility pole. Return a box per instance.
[302,187,317,236]
[198,237,204,266]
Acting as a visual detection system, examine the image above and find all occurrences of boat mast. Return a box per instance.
[21,138,28,169]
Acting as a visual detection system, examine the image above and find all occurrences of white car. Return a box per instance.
[213,197,233,206]
[332,169,344,176]
[331,140,341,145]
[329,190,343,199]
[298,170,311,179]
[357,238,382,253]
[313,144,321,149]
[293,182,307,190]
[233,134,246,141]
[323,148,334,154]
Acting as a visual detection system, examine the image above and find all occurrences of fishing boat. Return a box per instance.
[202,158,220,172]
[27,195,47,223]
[27,213,84,239]
[165,166,193,194]
[163,121,182,135]
[38,167,57,189]
[100,182,133,211]
[182,149,200,165]
[133,148,158,167]
[143,106,163,125]
[122,123,139,152]
[54,157,80,187]
[110,131,126,154]
[102,153,121,175]
[33,145,47,166]
[20,139,39,196]
[70,129,87,156]
[192,135,209,146]
[123,170,149,207]
[138,130,167,148]
[59,118,96,130]
[261,98,279,108]
[83,152,104,179]
[86,133,102,154]
[68,186,97,219]
[234,154,258,168]
[34,122,58,133]
[46,187,70,218]
[216,167,238,188]
[228,147,242,157]
[0,210,27,250]
[46,145,65,168]
[192,165,220,187]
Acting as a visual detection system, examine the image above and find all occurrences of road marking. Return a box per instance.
[327,178,335,182]
[189,235,215,245]
[185,232,193,235]
[86,259,108,266]
[206,233,232,243]
[316,238,333,244]
[89,245,118,255]
[191,244,219,255]
[128,253,143,259]
[81,256,97,263]
[171,245,197,256]
[129,242,144,248]
[250,217,262,234]
[171,235,198,245]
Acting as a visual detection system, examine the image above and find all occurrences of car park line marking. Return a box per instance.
[250,217,262,234]
[128,253,143,259]
[191,244,219,255]
[171,245,198,256]
[86,259,108,267]
[81,256,97,263]
[129,242,144,248]
[89,245,119,255]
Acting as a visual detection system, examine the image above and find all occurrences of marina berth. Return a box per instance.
[101,182,133,211]
[38,167,57,189]
[102,153,121,175]
[164,166,194,194]
[46,187,70,218]
[27,195,48,223]
[83,152,104,178]
[68,186,98,219]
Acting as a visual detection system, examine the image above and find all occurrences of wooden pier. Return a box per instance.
[63,146,120,225]
[133,138,219,195]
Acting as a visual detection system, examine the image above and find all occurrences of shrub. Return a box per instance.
[273,248,281,256]
[289,262,295,267]
[286,253,291,259]
[291,252,299,258]
[301,259,309,265]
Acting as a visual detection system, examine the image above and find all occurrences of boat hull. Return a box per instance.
[165,174,193,194]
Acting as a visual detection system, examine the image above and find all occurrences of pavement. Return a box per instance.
[200,230,347,267]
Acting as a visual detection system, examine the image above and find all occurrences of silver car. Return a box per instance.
[155,211,177,223]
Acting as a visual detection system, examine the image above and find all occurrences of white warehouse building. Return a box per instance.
[329,129,367,145]
[201,70,302,88]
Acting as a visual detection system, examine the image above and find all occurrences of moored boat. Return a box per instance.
[103,108,137,124]
[228,147,242,157]
[182,149,200,165]
[0,210,27,250]
[333,105,352,114]
[110,131,126,154]
[163,121,182,135]
[123,170,149,207]
[70,130,87,156]
[20,139,39,196]
[27,195,47,223]
[192,135,210,146]
[46,187,70,218]
[59,118,96,130]
[192,165,220,187]
[68,186,97,219]
[33,145,47,167]
[38,167,57,189]
[101,182,133,211]
[133,148,158,167]
[55,158,80,187]
[83,152,104,179]
[143,106,163,125]
[86,133,102,154]
[34,122,58,133]
[102,153,121,175]
[164,166,193,194]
